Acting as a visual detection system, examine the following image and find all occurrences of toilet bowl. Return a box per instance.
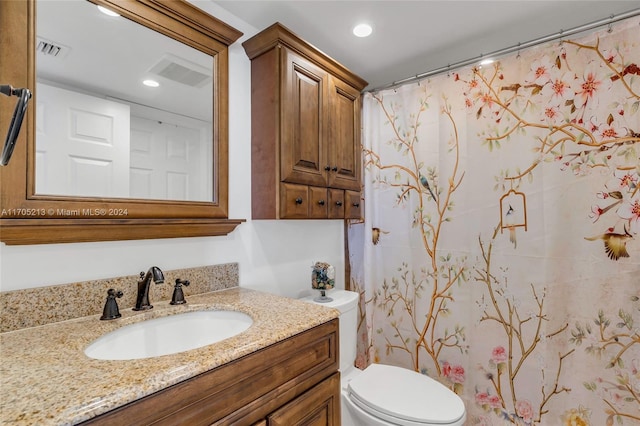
[300,290,466,426]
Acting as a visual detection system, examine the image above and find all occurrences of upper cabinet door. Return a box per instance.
[280,49,329,187]
[328,77,362,191]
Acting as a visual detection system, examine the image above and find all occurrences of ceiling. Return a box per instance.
[37,0,214,122]
[214,1,640,91]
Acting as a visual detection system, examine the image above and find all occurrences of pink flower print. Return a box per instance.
[475,392,490,406]
[613,170,638,190]
[515,400,534,422]
[491,346,507,363]
[574,71,602,108]
[464,97,473,108]
[442,361,451,377]
[601,47,620,64]
[450,365,465,384]
[589,117,621,141]
[488,394,502,409]
[526,57,553,84]
[599,126,619,139]
[541,71,575,107]
[589,205,604,223]
[480,92,494,108]
[541,105,563,125]
[617,198,640,233]
[441,361,465,384]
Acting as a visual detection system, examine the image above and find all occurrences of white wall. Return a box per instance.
[0,0,345,299]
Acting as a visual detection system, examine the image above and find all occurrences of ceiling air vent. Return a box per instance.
[149,54,212,88]
[36,37,70,58]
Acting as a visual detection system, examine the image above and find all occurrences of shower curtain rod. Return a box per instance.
[369,8,640,93]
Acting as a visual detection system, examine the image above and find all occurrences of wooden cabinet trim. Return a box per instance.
[242,23,367,91]
[0,218,245,245]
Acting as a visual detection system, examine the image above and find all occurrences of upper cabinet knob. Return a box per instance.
[353,202,360,208]
[336,201,343,206]
[295,197,303,204]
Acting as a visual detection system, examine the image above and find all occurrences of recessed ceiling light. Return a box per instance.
[97,5,120,17]
[143,79,160,88]
[353,23,372,38]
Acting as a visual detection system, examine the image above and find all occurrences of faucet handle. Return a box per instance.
[170,279,190,305]
[100,288,123,320]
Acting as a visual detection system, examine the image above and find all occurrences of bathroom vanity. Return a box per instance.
[0,288,341,425]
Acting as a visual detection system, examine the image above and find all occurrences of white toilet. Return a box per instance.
[301,290,466,426]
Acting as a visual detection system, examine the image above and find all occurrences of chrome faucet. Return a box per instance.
[133,266,164,311]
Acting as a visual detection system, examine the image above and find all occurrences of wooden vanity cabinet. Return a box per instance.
[80,319,340,426]
[243,23,367,220]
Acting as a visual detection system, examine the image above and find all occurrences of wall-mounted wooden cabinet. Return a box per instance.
[243,23,367,220]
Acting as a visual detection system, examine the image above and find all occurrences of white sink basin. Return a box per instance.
[85,310,253,360]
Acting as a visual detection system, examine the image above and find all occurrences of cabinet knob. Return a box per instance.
[318,200,325,206]
[324,165,331,171]
[336,201,343,206]
[353,202,360,208]
[295,197,303,204]
[331,166,338,172]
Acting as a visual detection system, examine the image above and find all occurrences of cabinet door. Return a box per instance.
[281,49,329,187]
[267,373,341,426]
[327,77,362,191]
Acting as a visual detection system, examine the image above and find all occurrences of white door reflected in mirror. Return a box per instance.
[35,0,214,201]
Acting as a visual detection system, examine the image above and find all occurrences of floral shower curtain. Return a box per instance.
[348,16,640,425]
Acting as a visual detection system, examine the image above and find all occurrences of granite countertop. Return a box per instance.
[0,287,339,425]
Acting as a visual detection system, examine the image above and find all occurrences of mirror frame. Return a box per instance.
[0,0,245,245]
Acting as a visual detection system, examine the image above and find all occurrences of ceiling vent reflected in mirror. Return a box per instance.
[149,54,212,88]
[36,37,70,59]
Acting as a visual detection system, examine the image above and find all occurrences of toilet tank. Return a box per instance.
[300,290,359,372]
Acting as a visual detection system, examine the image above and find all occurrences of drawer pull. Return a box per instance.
[353,202,360,208]
[318,200,325,206]
[336,201,343,206]
[295,197,303,204]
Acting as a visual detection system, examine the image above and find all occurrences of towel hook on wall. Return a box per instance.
[0,84,32,166]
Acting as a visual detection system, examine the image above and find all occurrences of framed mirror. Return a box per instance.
[0,0,244,245]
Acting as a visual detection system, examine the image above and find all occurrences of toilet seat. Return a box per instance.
[346,364,465,426]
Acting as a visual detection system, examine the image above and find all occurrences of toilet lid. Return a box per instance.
[347,364,465,425]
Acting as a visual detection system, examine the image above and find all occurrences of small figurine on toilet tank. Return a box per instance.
[311,261,335,302]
